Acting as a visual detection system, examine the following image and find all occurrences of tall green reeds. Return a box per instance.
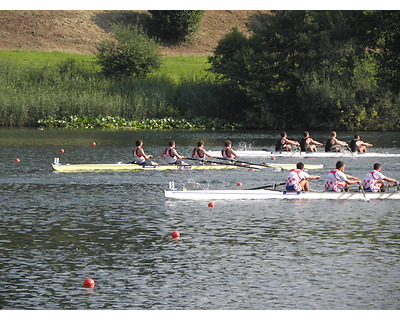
[0,53,244,127]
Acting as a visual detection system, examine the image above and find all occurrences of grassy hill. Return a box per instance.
[0,10,263,56]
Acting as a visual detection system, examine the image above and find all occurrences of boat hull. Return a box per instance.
[51,162,322,172]
[165,189,400,200]
[208,150,400,158]
[52,163,240,172]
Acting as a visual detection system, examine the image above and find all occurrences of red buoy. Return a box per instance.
[91,142,96,146]
[237,182,243,187]
[171,231,180,239]
[14,158,21,163]
[83,278,95,288]
[270,157,276,160]
[208,202,215,208]
[60,149,65,153]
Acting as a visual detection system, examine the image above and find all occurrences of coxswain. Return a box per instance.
[161,140,188,165]
[325,161,360,192]
[300,131,324,152]
[325,131,348,152]
[285,162,320,192]
[191,140,215,164]
[133,140,158,165]
[363,163,398,192]
[349,135,373,153]
[275,132,300,152]
[221,140,238,161]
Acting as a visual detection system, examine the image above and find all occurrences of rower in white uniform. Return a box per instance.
[161,140,188,165]
[191,140,215,164]
[132,139,158,165]
[221,140,238,162]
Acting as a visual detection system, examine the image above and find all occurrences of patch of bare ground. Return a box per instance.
[0,10,265,56]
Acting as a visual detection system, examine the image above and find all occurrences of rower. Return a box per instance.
[363,163,399,192]
[325,161,360,192]
[221,140,238,162]
[133,139,158,165]
[349,135,373,153]
[161,140,188,165]
[300,131,324,152]
[286,162,320,192]
[191,140,215,164]
[275,132,300,152]
[325,131,348,152]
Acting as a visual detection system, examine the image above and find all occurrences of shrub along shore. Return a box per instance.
[0,50,244,129]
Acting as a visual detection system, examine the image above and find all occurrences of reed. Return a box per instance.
[0,51,237,127]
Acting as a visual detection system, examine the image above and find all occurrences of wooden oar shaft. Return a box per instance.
[214,157,269,168]
[186,157,256,168]
[248,182,286,190]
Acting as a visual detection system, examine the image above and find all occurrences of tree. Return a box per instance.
[149,10,205,41]
[95,24,161,78]
[209,11,398,130]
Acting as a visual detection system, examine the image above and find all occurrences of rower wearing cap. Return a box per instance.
[363,163,399,192]
[286,162,320,191]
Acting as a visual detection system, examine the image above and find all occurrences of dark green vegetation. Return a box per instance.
[149,10,205,41]
[95,24,161,78]
[1,10,399,131]
[209,11,400,131]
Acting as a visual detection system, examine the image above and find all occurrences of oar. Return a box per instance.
[345,146,355,159]
[214,157,272,168]
[247,182,286,190]
[186,157,259,169]
[358,183,369,202]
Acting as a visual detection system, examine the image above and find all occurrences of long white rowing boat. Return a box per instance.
[165,187,400,200]
[208,150,400,158]
[52,163,247,172]
[51,160,323,172]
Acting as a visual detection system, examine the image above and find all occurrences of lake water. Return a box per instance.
[1,128,399,310]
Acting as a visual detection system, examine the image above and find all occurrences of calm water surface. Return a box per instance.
[0,128,399,309]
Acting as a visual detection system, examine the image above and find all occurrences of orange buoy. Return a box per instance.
[171,231,180,239]
[83,278,95,288]
[14,158,21,163]
[60,149,65,153]
[208,202,215,208]
[237,182,243,187]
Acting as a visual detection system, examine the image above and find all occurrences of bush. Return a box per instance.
[95,24,161,78]
[149,10,205,41]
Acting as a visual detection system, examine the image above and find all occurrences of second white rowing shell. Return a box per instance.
[165,189,400,200]
[208,150,400,158]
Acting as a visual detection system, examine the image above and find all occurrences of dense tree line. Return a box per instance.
[209,11,400,131]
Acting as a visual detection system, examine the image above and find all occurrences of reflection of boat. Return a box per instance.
[165,188,400,201]
[208,150,400,158]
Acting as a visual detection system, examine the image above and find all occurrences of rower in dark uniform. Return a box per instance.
[349,135,373,153]
[275,132,300,152]
[299,131,324,152]
[325,131,348,152]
